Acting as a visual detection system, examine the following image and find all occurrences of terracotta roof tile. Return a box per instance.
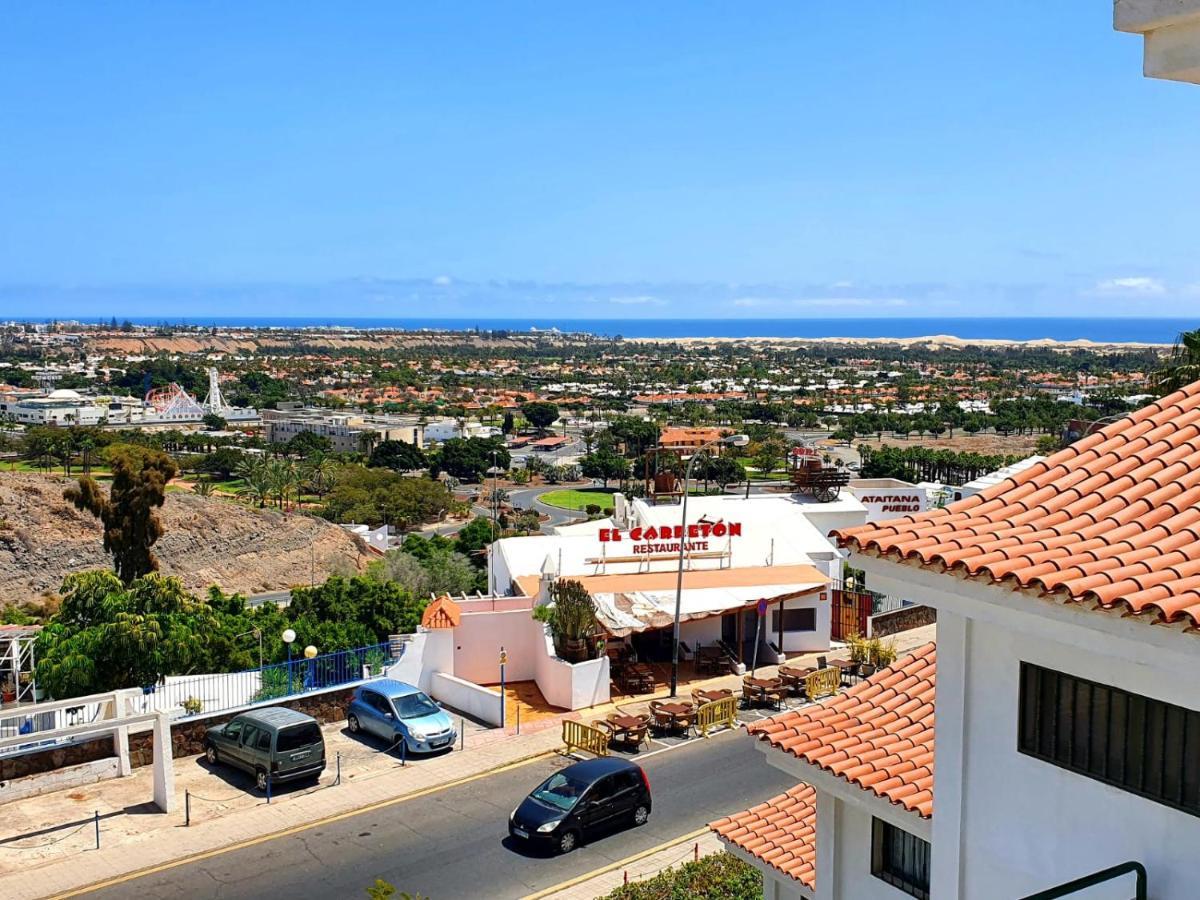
[710,783,817,889]
[836,381,1200,630]
[420,595,461,629]
[747,644,936,818]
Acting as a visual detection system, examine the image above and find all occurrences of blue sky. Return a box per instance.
[2,2,1199,320]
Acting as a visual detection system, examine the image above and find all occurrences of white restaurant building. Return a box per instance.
[390,491,879,722]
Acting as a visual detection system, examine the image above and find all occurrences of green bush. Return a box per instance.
[599,853,761,900]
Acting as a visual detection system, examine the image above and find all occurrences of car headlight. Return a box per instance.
[537,820,562,833]
[510,806,519,821]
[408,728,426,741]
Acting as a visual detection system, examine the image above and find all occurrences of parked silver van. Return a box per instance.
[204,707,325,791]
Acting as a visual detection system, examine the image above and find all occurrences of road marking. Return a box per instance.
[521,826,710,900]
[49,749,559,899]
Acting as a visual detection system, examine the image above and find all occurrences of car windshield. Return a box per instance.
[531,772,590,812]
[393,692,439,719]
[276,723,321,753]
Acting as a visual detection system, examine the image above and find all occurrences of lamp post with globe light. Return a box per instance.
[282,628,296,694]
[670,433,750,697]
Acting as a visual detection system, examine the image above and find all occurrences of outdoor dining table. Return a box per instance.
[650,700,695,736]
[619,663,655,694]
[604,713,651,749]
[742,676,787,709]
[777,665,815,693]
[828,658,857,684]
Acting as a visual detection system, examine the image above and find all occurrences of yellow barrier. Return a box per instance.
[695,696,738,737]
[562,720,610,757]
[806,667,841,701]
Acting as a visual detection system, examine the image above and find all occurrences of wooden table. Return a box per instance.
[693,688,734,705]
[605,713,650,748]
[829,658,857,684]
[742,676,786,709]
[778,665,815,693]
[621,664,655,693]
[651,701,695,735]
[695,646,724,675]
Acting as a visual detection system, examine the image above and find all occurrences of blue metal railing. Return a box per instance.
[140,642,394,719]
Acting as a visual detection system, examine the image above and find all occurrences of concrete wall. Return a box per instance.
[429,673,503,727]
[533,628,611,710]
[452,610,542,685]
[828,797,885,900]
[0,758,118,805]
[781,594,831,654]
[948,612,1199,900]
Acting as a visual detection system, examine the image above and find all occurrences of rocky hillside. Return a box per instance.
[0,473,374,602]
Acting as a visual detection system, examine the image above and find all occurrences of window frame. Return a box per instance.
[870,817,931,900]
[771,606,817,632]
[1018,661,1200,819]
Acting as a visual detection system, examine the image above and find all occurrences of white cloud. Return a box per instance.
[1092,276,1165,295]
[609,295,666,306]
[791,297,908,308]
[432,275,452,286]
[828,280,855,289]
[732,297,778,308]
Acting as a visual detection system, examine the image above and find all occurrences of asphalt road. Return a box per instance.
[88,730,792,900]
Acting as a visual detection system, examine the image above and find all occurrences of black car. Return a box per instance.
[508,757,652,854]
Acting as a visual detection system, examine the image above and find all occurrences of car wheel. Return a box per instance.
[255,768,269,792]
[632,804,650,826]
[557,830,579,854]
[347,714,360,734]
[205,744,219,766]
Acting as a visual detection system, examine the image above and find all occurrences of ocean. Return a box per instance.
[34,317,1198,344]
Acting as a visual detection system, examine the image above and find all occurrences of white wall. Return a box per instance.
[452,610,542,684]
[827,796,889,900]
[950,612,1200,899]
[777,594,831,654]
[532,627,611,710]
[429,672,503,727]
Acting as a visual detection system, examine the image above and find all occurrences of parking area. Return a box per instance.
[0,706,499,874]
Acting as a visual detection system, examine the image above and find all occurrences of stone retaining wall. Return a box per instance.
[870,604,937,638]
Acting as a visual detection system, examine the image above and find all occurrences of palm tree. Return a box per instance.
[267,457,298,511]
[302,453,338,499]
[1152,329,1200,394]
[236,456,272,508]
[357,430,381,461]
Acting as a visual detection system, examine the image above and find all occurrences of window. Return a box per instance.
[1018,662,1200,817]
[225,720,242,741]
[871,818,930,899]
[258,730,272,751]
[772,607,816,632]
[276,723,322,753]
[240,725,259,748]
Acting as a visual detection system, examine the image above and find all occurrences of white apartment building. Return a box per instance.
[713,381,1200,899]
[262,408,423,453]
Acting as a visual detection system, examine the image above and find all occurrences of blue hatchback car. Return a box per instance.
[346,679,457,754]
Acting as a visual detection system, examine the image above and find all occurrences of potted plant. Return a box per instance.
[180,696,203,716]
[1,678,16,704]
[534,579,600,663]
[846,634,869,675]
[868,637,898,669]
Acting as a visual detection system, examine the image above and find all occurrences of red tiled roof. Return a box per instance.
[710,784,817,889]
[748,643,936,818]
[420,595,461,629]
[836,382,1200,630]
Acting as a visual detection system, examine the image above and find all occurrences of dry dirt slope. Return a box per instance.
[0,472,374,602]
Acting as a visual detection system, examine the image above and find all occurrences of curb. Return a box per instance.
[521,826,710,900]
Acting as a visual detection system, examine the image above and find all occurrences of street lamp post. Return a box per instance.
[670,433,749,697]
[282,628,296,695]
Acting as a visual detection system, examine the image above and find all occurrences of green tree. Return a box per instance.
[35,572,219,697]
[501,411,515,435]
[580,449,632,486]
[202,412,227,431]
[454,516,496,565]
[64,447,179,584]
[435,437,510,482]
[369,439,427,472]
[521,401,560,434]
[286,430,334,458]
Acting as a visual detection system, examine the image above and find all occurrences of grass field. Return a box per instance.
[539,487,617,510]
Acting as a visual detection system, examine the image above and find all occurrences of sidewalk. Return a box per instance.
[0,623,934,899]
